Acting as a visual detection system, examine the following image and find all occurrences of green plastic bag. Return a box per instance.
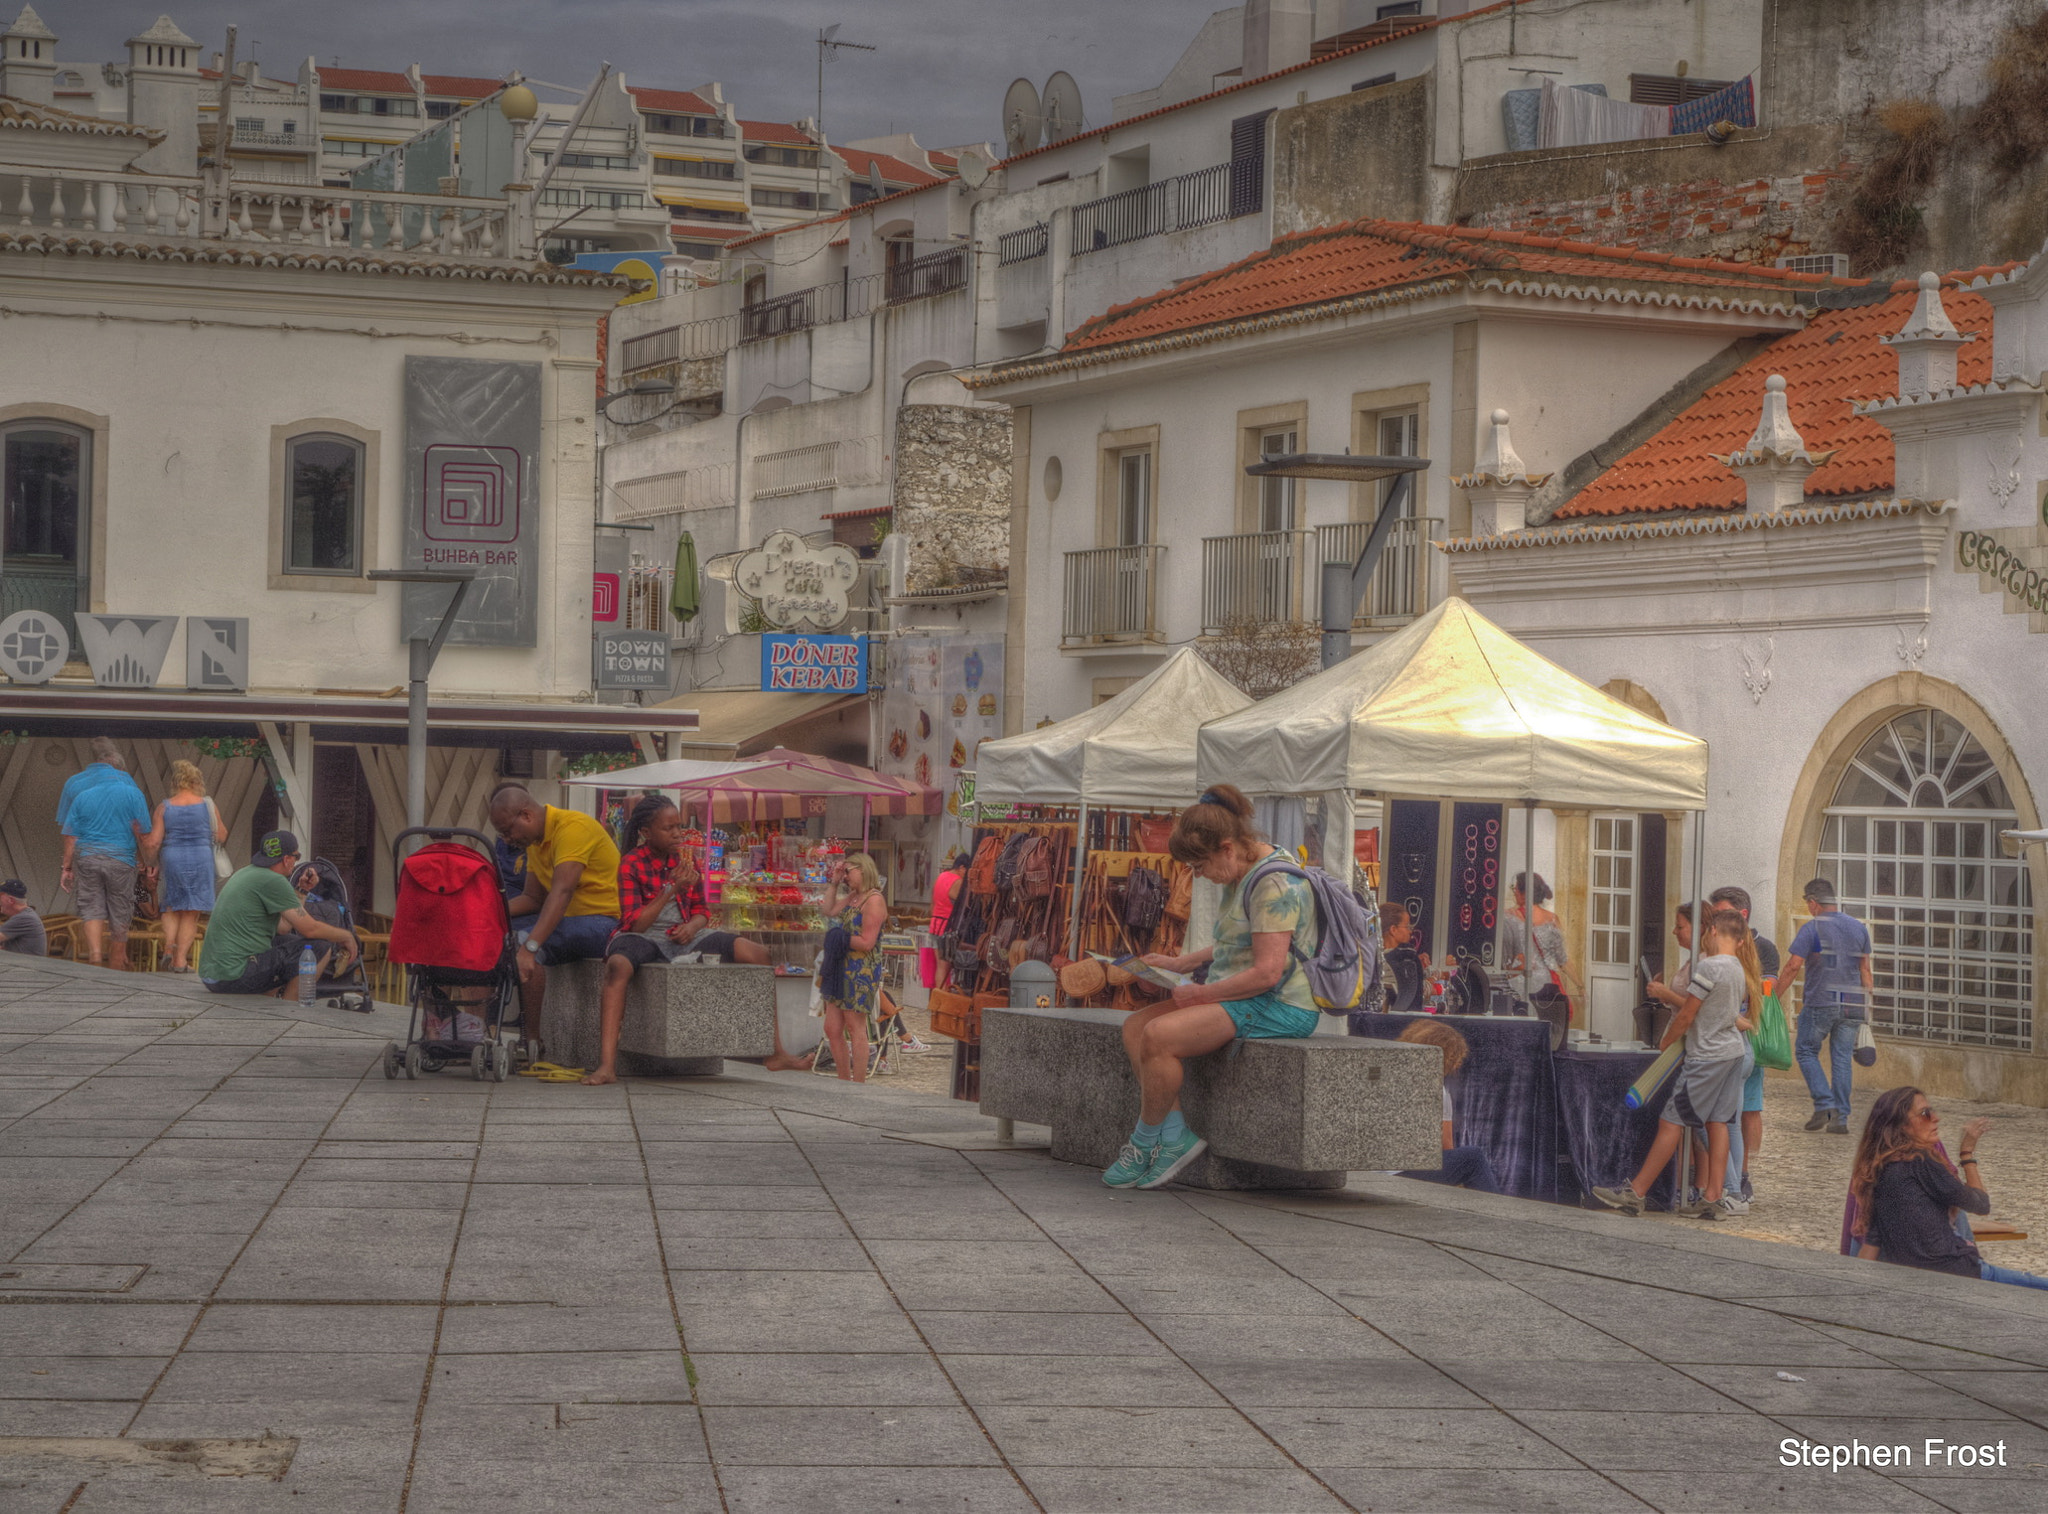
[1752,992,1793,1071]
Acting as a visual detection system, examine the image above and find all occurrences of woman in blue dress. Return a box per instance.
[146,759,226,973]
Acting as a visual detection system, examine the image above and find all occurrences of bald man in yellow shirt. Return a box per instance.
[490,786,621,1065]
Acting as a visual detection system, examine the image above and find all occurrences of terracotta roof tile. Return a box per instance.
[1557,273,2009,519]
[740,119,816,145]
[315,68,502,97]
[0,96,161,141]
[1064,219,1850,353]
[837,145,945,187]
[629,85,718,116]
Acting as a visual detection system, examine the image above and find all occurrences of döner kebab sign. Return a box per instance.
[762,634,868,693]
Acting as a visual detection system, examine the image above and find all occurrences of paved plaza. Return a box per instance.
[2,955,2046,1514]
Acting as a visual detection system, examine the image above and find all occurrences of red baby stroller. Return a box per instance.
[382,827,523,1082]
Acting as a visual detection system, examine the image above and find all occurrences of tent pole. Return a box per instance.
[861,797,871,852]
[1066,802,1090,960]
[1522,798,1536,1008]
[1678,806,1707,1204]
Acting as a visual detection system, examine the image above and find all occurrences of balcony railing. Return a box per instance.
[885,244,967,304]
[750,436,883,500]
[621,326,681,373]
[1200,529,1313,636]
[1070,160,1235,256]
[742,273,881,341]
[0,162,513,259]
[1062,544,1167,647]
[997,222,1049,265]
[1314,516,1442,626]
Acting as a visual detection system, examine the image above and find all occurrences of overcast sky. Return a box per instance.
[53,1,1226,149]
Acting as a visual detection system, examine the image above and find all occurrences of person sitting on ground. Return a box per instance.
[58,753,154,971]
[1592,907,1760,1221]
[1394,1020,1501,1193]
[1106,785,1323,1191]
[197,831,358,996]
[584,795,804,1086]
[0,879,46,957]
[1850,1086,2048,1291]
[489,785,622,1065]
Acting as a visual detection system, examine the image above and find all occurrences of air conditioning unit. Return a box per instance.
[1776,253,1850,278]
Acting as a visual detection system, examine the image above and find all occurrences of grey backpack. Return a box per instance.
[1241,853,1383,1014]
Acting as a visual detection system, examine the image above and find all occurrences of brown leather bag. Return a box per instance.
[928,988,975,1041]
[1135,816,1174,854]
[966,835,1002,896]
[1164,863,1193,922]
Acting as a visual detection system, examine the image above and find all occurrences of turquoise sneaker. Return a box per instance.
[1102,1141,1157,1188]
[1138,1127,1209,1189]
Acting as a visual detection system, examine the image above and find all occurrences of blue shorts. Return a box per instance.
[520,913,618,967]
[1742,1060,1765,1112]
[1222,992,1320,1040]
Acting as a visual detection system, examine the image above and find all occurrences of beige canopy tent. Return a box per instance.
[1195,597,1706,811]
[977,647,1253,810]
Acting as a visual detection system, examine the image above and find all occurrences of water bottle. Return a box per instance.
[298,946,317,1006]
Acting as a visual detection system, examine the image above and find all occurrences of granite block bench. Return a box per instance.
[543,959,778,1076]
[978,1003,1443,1189]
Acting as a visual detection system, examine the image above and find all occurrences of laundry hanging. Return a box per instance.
[1537,78,1671,149]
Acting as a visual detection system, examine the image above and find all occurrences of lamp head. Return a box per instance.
[498,83,539,123]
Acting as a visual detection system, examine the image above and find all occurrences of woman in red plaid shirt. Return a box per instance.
[584,795,797,1084]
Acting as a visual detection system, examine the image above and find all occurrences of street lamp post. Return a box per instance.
[367,569,477,835]
[1242,452,1431,668]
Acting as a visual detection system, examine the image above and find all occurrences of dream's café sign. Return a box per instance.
[732,530,861,632]
[761,633,867,692]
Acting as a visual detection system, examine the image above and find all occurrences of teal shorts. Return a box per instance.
[1742,1060,1766,1112]
[1222,992,1321,1040]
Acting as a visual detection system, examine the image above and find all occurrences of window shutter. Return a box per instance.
[1229,110,1271,218]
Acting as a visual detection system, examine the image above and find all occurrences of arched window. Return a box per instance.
[1818,709,2033,1049]
[284,432,363,574]
[1,419,90,640]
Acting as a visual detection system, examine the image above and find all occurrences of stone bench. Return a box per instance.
[542,959,778,1076]
[978,1003,1443,1189]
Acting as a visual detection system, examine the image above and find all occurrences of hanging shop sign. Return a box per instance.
[732,529,861,631]
[0,609,69,684]
[595,629,669,690]
[761,633,867,693]
[76,614,176,689]
[592,572,622,624]
[1957,528,2048,621]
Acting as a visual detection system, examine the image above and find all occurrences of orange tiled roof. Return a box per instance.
[629,86,718,116]
[1064,220,1853,353]
[740,119,816,145]
[316,67,502,98]
[1558,271,2012,519]
[837,145,945,187]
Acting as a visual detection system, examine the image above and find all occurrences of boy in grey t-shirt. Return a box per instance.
[1593,910,1758,1221]
[0,880,45,957]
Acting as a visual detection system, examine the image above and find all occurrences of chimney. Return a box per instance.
[1242,0,1316,79]
[1711,374,1835,512]
[1884,271,1971,398]
[1455,410,1551,536]
[125,15,201,175]
[1,5,59,106]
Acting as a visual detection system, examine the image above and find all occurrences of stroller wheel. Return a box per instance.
[402,1044,422,1080]
[382,1043,402,1080]
[491,1042,511,1082]
[469,1044,488,1081]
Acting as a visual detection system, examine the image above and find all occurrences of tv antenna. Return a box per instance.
[816,24,876,209]
[1001,77,1042,157]
[1042,71,1084,141]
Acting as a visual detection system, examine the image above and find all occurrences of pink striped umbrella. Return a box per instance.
[660,747,942,826]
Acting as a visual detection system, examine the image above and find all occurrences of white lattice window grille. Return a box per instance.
[1818,710,2033,1051]
[1589,814,1637,967]
[750,438,882,500]
[610,464,734,518]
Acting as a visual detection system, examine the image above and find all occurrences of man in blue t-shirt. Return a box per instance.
[60,765,154,971]
[1782,877,1872,1136]
[54,737,140,832]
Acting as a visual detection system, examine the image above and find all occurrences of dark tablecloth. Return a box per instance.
[1349,1013,1558,1202]
[1552,1045,1676,1209]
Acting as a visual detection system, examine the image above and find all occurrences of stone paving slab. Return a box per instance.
[2,953,2046,1513]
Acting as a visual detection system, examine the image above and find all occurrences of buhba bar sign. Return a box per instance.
[762,634,867,693]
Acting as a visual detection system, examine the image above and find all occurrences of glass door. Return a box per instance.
[2,423,90,646]
[1587,812,1640,1042]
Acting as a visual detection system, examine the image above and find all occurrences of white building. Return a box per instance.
[0,66,690,913]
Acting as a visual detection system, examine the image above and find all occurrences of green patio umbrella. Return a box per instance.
[670,531,700,624]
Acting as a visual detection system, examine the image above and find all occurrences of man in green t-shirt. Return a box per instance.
[198,830,358,995]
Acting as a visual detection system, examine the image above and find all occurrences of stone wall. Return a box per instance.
[893,405,1012,595]
[1272,75,1433,237]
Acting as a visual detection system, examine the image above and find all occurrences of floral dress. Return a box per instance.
[831,892,885,1034]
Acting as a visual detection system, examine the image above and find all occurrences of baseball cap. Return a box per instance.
[253,830,301,864]
[0,879,25,899]
[1801,877,1838,904]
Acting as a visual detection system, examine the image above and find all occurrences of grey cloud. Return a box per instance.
[52,0,1222,149]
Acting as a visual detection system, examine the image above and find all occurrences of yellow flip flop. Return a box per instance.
[516,1060,587,1082]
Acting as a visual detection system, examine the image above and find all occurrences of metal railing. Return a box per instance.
[1062,544,1167,646]
[624,564,676,633]
[669,312,743,360]
[997,222,1050,265]
[0,161,514,258]
[1070,160,1236,256]
[231,130,318,150]
[1314,516,1442,626]
[742,272,880,341]
[621,326,681,373]
[885,244,967,304]
[1200,529,1313,635]
[612,462,736,517]
[750,436,884,499]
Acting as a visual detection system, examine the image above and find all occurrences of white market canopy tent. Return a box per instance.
[977,646,1253,810]
[1195,597,1707,812]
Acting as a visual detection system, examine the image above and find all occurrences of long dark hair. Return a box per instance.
[619,793,678,854]
[1850,1085,1947,1237]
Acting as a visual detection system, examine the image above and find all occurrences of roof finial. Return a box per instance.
[1745,374,1808,457]
[1895,271,1960,341]
[1882,270,1972,398]
[1455,408,1552,536]
[1473,408,1531,483]
[1712,374,1835,512]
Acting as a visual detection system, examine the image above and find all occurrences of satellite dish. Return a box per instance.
[865,160,887,199]
[956,144,991,187]
[1042,70,1084,141]
[1002,77,1042,157]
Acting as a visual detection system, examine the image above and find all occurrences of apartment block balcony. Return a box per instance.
[1062,544,1167,648]
[1313,516,1443,627]
[1197,518,1440,637]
